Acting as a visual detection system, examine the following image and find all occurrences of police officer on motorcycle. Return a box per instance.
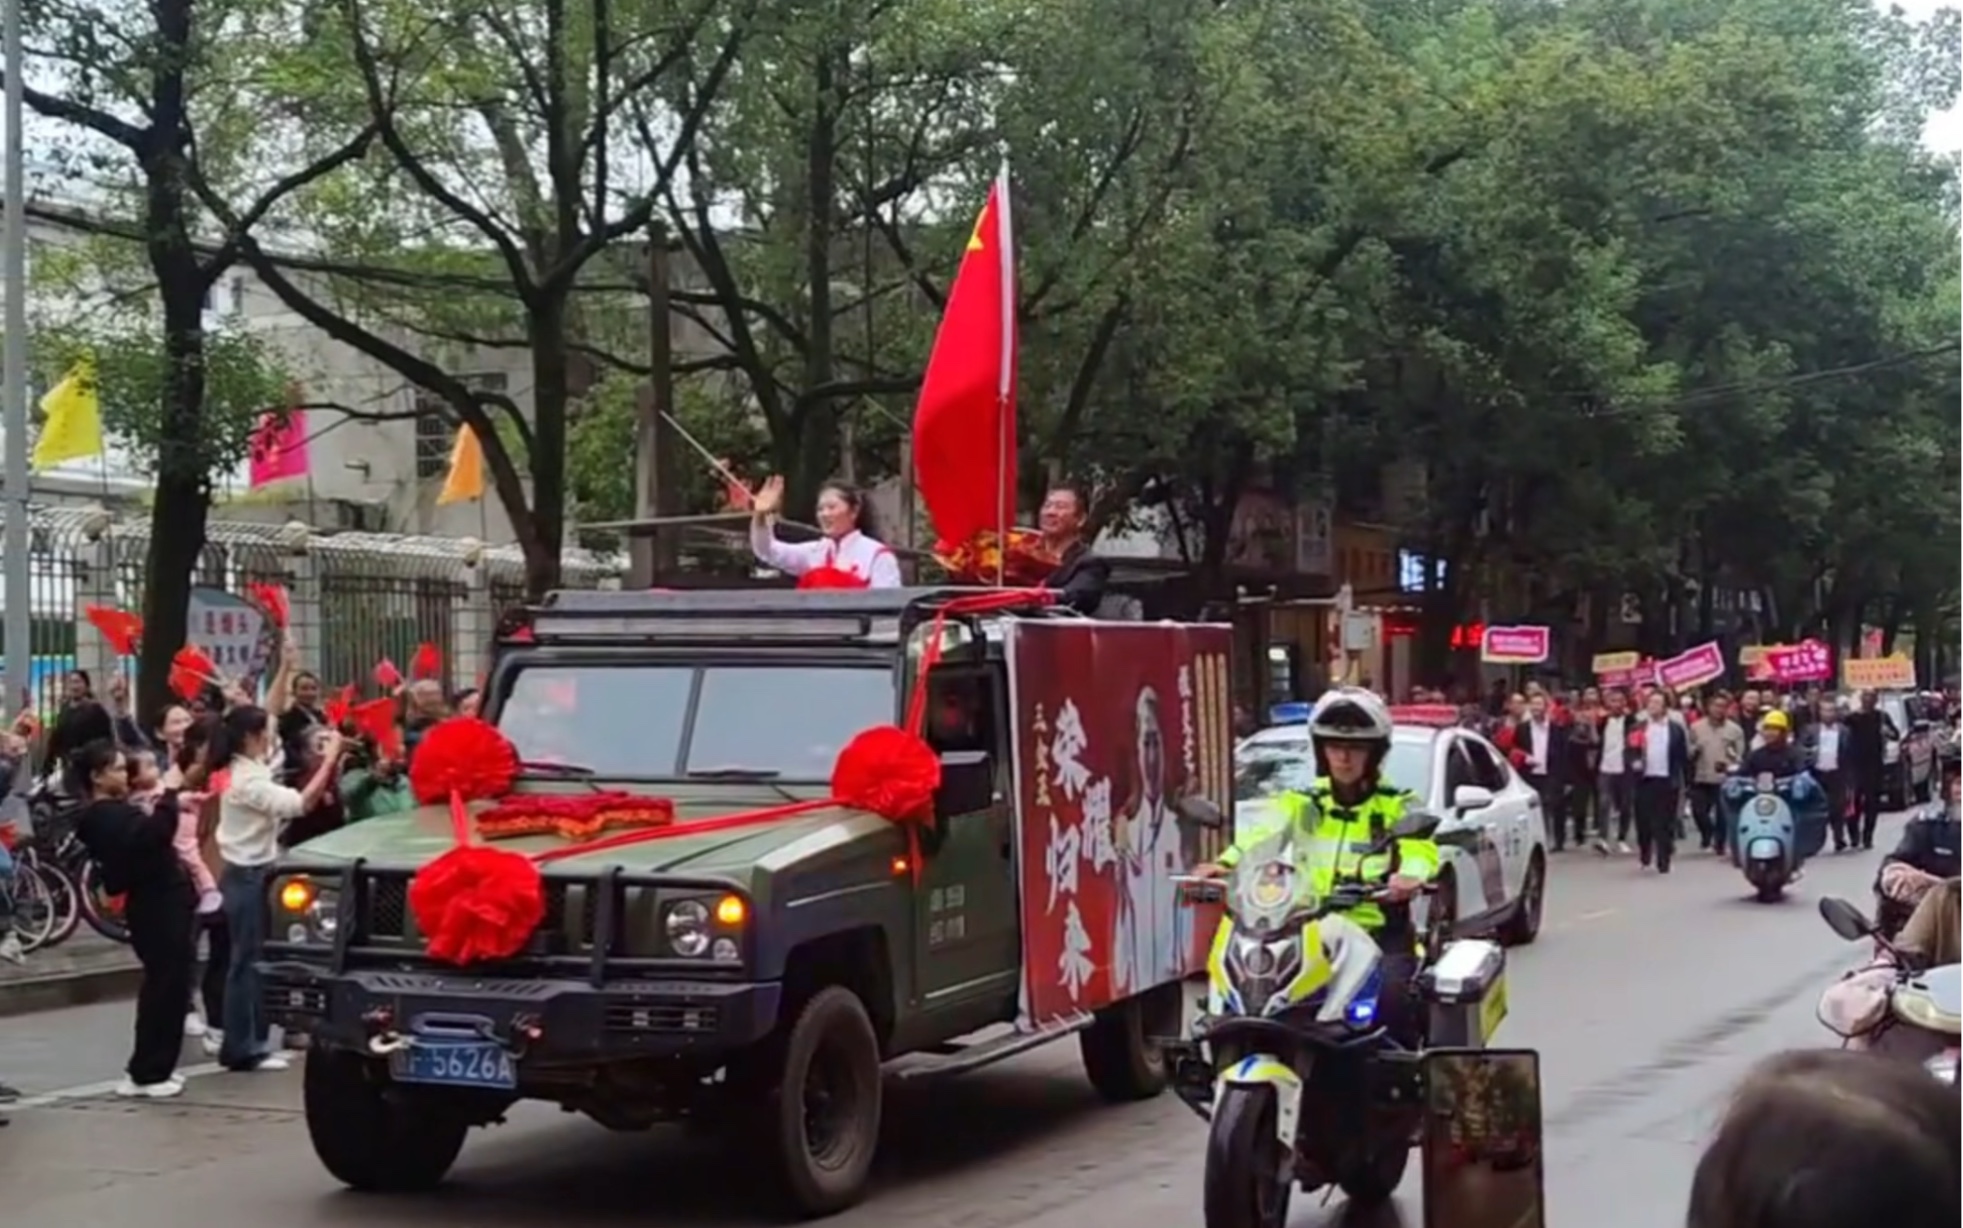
[1876,745,1960,938]
[1193,687,1440,1044]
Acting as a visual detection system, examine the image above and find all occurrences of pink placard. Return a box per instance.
[1598,661,1657,690]
[1481,624,1551,665]
[1656,641,1725,691]
[1765,639,1832,684]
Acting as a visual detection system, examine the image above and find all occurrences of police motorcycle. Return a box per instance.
[1719,771,1827,902]
[1162,809,1511,1228]
[1815,895,1960,1087]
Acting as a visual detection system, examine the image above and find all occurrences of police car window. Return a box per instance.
[1462,738,1511,791]
[1443,743,1478,796]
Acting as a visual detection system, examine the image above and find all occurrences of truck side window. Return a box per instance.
[924,667,997,756]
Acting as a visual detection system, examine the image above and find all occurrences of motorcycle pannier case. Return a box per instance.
[1418,938,1508,1048]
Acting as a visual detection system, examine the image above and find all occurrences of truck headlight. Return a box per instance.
[275,874,338,944]
[664,899,711,956]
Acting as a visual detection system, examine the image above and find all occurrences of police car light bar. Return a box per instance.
[1387,704,1458,728]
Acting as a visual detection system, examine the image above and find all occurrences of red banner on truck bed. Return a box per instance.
[1008,621,1235,1025]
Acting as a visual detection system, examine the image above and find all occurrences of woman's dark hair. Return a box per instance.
[47,700,116,766]
[208,704,272,767]
[1687,1049,1959,1228]
[68,668,92,691]
[176,713,217,773]
[818,479,878,540]
[62,737,124,798]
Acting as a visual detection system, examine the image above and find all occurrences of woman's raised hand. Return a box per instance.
[752,474,786,518]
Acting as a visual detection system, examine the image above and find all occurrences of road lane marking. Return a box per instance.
[6,1061,225,1112]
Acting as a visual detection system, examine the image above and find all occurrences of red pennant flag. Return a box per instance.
[169,645,219,702]
[350,697,402,759]
[910,165,1018,551]
[373,658,402,690]
[410,642,441,681]
[246,581,290,630]
[323,683,356,728]
[84,605,144,656]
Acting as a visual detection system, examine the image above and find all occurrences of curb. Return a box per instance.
[0,961,143,1020]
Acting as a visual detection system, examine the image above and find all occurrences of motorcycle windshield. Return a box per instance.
[1228,829,1316,934]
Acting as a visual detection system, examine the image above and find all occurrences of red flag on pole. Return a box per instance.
[910,163,1018,554]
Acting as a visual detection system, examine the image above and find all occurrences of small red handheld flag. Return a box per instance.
[246,581,290,630]
[351,697,403,759]
[323,683,356,728]
[84,605,143,656]
[410,642,442,682]
[374,658,402,690]
[169,645,220,702]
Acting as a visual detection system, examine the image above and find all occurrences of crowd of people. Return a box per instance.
[0,626,476,1104]
[1385,679,1950,874]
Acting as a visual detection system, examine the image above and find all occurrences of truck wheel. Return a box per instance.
[760,986,883,1217]
[304,1046,467,1192]
[1081,981,1180,1102]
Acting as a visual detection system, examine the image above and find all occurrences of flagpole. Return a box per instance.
[993,158,1013,588]
[1,0,29,713]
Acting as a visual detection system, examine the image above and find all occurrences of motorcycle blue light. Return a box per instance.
[1346,994,1378,1026]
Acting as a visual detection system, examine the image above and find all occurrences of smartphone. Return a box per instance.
[1421,1048,1546,1228]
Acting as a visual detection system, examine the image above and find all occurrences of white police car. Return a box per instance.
[1233,705,1549,946]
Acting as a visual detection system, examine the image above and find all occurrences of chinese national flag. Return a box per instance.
[910,163,1018,550]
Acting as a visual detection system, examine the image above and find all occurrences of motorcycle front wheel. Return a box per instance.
[1203,1084,1293,1228]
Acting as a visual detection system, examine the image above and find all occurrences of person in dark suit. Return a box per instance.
[1627,688,1691,873]
[1511,692,1573,849]
[1037,484,1110,614]
[1844,690,1899,849]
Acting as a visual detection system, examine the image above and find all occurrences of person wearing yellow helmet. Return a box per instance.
[1739,708,1806,779]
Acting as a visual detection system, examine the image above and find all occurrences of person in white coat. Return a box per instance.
[1113,687,1181,996]
[750,475,903,589]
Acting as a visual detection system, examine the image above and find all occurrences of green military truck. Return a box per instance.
[263,588,1200,1216]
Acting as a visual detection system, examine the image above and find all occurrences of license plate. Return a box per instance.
[391,1040,518,1090]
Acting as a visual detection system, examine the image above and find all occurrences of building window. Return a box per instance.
[413,373,511,480]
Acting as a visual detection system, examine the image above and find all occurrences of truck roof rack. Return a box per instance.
[503,586,1060,647]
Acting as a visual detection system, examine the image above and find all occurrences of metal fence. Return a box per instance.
[0,506,621,718]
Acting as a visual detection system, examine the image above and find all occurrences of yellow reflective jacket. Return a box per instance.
[1218,777,1440,933]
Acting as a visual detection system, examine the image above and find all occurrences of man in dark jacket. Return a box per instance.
[1037,485,1111,615]
[1844,690,1899,850]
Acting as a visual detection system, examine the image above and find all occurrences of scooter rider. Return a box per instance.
[1876,748,1959,937]
[1738,709,1807,778]
[1191,687,1440,1045]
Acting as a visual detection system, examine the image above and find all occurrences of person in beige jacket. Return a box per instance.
[1689,694,1747,854]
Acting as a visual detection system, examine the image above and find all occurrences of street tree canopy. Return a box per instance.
[23,0,1957,676]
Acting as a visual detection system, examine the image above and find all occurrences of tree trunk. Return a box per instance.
[524,296,572,597]
[135,267,211,720]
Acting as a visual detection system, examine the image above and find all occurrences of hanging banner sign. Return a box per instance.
[1480,625,1550,665]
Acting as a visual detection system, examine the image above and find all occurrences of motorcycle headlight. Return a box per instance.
[1227,932,1304,1015]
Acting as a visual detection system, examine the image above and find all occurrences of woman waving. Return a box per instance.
[750,475,902,589]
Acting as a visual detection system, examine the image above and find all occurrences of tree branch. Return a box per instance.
[9,78,146,147]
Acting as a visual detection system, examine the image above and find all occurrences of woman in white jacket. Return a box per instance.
[749,476,902,589]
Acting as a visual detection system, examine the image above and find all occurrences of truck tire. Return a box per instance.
[759,986,883,1217]
[304,1046,467,1192]
[1081,981,1180,1102]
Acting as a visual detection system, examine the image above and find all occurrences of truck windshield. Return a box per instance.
[495,663,896,781]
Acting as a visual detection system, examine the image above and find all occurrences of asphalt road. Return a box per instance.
[0,813,1915,1228]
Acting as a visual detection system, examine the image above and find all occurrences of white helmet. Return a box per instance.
[1309,687,1394,746]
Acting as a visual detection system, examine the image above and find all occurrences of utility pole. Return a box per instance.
[628,220,681,587]
[2,0,30,712]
